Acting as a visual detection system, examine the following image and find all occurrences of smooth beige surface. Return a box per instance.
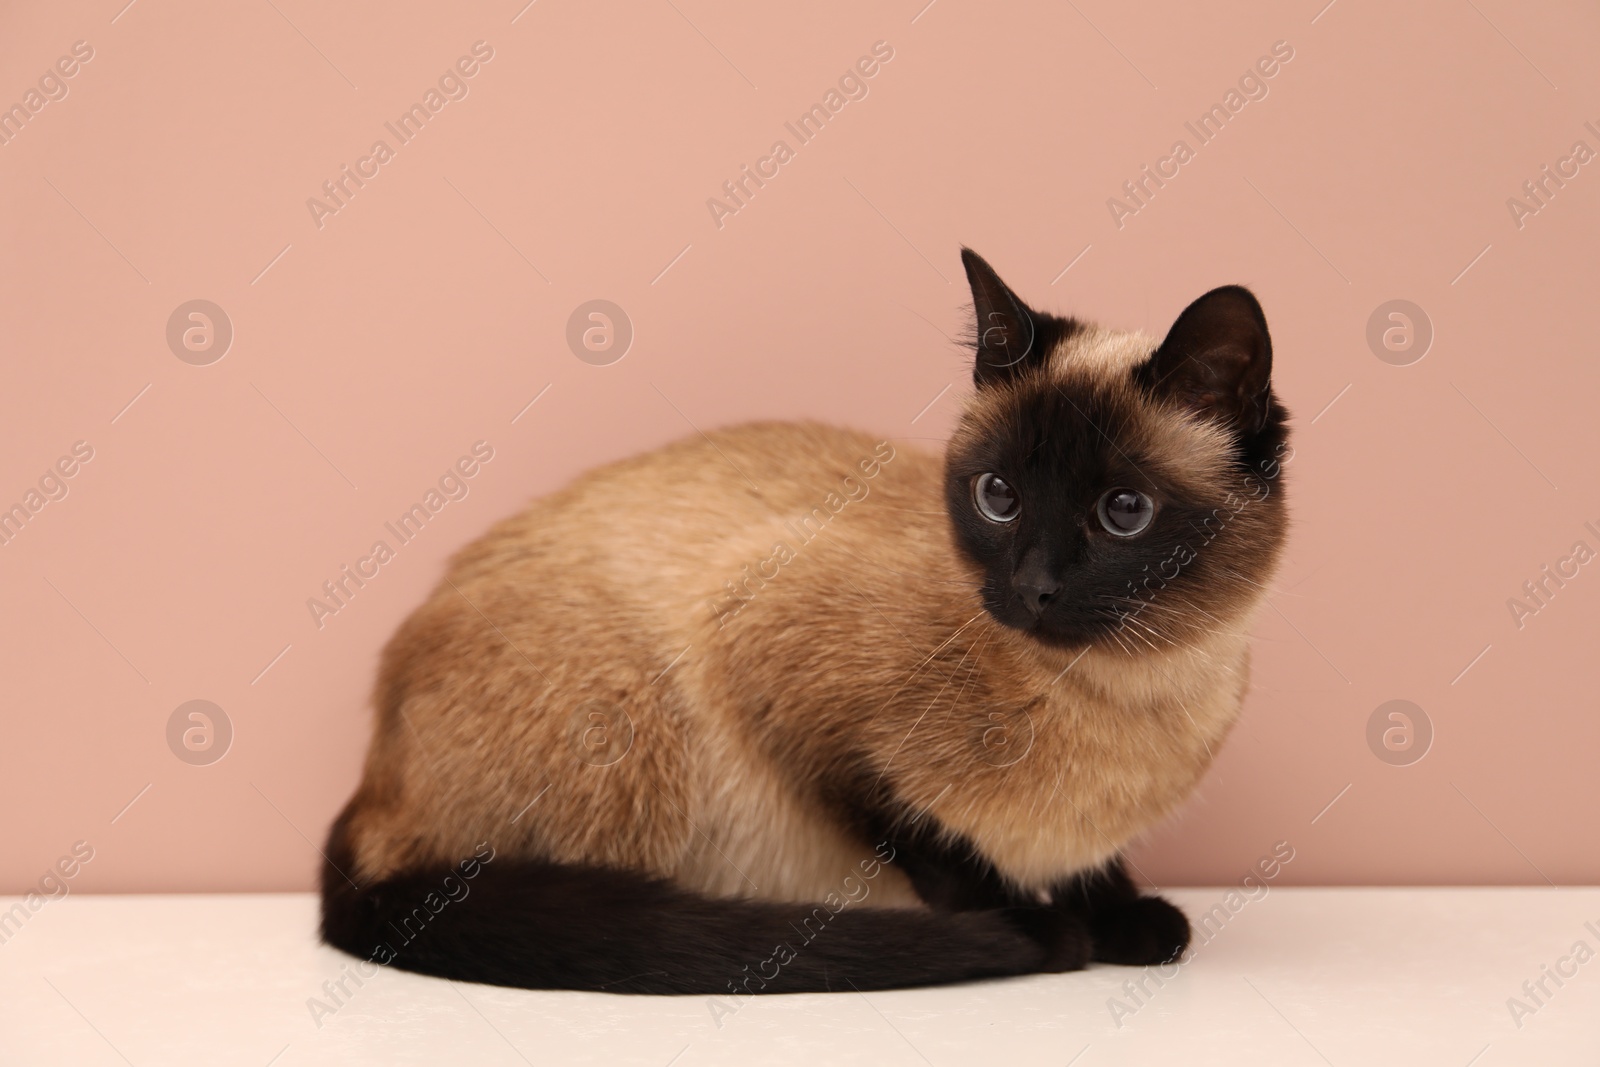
[3,889,1598,1065]
[2,0,1599,894]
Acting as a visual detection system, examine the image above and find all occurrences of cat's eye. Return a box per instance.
[974,473,1020,523]
[1097,488,1154,537]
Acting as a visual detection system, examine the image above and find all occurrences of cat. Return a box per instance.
[320,248,1291,994]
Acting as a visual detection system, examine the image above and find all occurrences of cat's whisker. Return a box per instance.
[1207,565,1297,601]
[1096,592,1217,629]
[1177,700,1213,761]
[1117,606,1238,644]
[1177,643,1241,679]
[1123,623,1164,654]
[1102,606,1173,652]
[875,624,991,785]
[866,609,990,726]
[1105,624,1137,658]
[941,628,994,730]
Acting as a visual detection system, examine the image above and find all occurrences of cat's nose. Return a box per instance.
[1012,562,1062,618]
[1015,578,1060,617]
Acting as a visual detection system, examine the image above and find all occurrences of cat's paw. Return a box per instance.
[1088,894,1190,966]
[1001,906,1093,972]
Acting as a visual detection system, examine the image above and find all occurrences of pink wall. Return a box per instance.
[3,0,1596,894]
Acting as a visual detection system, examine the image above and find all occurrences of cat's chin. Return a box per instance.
[982,603,1118,653]
[1024,625,1116,653]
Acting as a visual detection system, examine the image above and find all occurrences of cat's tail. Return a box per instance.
[319,816,1060,994]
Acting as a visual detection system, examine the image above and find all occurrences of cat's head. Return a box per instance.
[944,249,1291,652]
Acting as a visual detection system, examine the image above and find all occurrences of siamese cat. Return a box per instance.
[321,249,1291,994]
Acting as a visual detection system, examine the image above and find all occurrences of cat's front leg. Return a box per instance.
[1053,858,1190,966]
[995,899,1095,972]
[849,801,1095,971]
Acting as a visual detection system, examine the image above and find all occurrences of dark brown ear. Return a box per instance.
[1141,285,1273,434]
[962,248,1042,388]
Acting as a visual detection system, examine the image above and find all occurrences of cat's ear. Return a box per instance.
[962,248,1043,388]
[1142,285,1273,434]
